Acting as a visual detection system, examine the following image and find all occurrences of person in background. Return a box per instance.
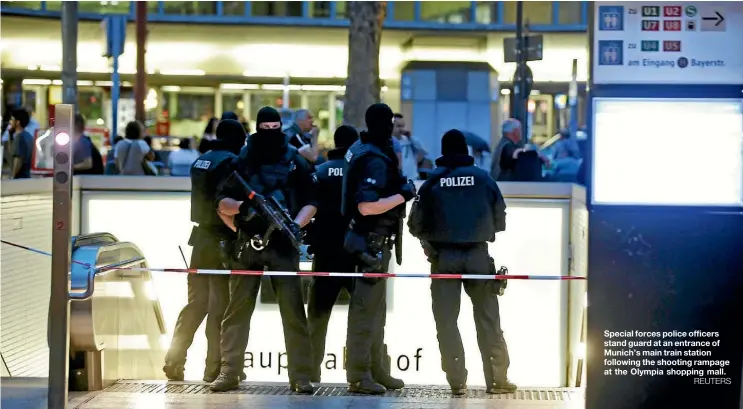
[393,113,427,180]
[72,113,94,174]
[114,121,154,175]
[198,117,219,154]
[105,136,124,175]
[9,108,34,179]
[284,109,320,164]
[490,119,549,181]
[3,105,39,146]
[548,141,581,182]
[168,138,200,177]
[143,136,162,163]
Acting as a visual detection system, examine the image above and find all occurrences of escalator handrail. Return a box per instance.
[69,256,146,300]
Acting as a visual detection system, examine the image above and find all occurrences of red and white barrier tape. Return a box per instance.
[99,265,585,281]
[1,239,586,281]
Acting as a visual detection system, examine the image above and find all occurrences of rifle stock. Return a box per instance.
[228,171,305,252]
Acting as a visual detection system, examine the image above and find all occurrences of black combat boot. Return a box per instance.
[451,384,467,396]
[486,379,517,394]
[291,379,315,394]
[373,371,405,390]
[209,373,241,392]
[205,370,246,383]
[348,378,386,395]
[163,364,184,381]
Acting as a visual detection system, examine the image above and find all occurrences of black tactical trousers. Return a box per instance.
[307,250,356,380]
[430,243,510,387]
[346,247,392,383]
[165,238,230,374]
[220,243,312,382]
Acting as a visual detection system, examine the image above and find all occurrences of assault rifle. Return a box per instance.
[226,171,307,255]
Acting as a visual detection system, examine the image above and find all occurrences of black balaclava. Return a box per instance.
[215,119,247,155]
[362,103,398,167]
[250,106,287,161]
[441,129,469,156]
[334,125,359,150]
[221,111,239,121]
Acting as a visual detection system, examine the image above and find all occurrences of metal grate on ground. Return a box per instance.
[107,381,583,401]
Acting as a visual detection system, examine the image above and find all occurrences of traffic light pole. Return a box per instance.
[514,1,529,144]
[61,2,78,105]
[48,105,74,409]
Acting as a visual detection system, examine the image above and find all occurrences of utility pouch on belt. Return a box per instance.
[344,222,385,272]
[490,258,507,296]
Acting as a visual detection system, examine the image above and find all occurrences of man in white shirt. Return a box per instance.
[168,138,200,176]
[392,113,427,180]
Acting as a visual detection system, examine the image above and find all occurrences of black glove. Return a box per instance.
[399,179,417,202]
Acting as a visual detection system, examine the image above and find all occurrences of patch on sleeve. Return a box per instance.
[344,150,353,162]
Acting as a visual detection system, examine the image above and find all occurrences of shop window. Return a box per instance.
[46,0,130,14]
[311,1,331,18]
[392,1,414,21]
[335,1,347,18]
[221,93,245,120]
[502,1,552,25]
[77,90,105,126]
[475,1,499,24]
[2,1,42,10]
[223,1,245,16]
[558,1,582,24]
[163,1,216,15]
[421,1,470,23]
[163,93,214,121]
[252,1,302,17]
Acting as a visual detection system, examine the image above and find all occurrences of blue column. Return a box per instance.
[104,15,126,144]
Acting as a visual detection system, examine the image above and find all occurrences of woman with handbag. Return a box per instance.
[114,121,157,176]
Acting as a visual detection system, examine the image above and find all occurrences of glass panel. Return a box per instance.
[305,93,331,148]
[502,1,552,25]
[162,1,216,15]
[2,1,42,10]
[162,92,215,137]
[335,1,347,18]
[222,1,245,16]
[475,1,498,24]
[46,0,130,13]
[221,93,245,121]
[310,1,331,18]
[421,1,471,23]
[393,1,414,21]
[77,90,105,128]
[558,1,582,24]
[147,1,159,13]
[252,1,302,17]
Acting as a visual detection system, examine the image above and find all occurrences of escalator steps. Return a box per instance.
[105,382,581,400]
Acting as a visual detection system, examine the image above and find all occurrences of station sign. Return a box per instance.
[593,2,743,84]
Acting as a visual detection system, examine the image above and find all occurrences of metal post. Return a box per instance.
[282,74,290,109]
[515,1,527,144]
[61,2,78,105]
[48,104,74,409]
[134,2,148,123]
[112,56,121,140]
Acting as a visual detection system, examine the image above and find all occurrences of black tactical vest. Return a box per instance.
[313,150,348,243]
[238,144,299,216]
[341,141,402,234]
[190,149,237,228]
[410,163,498,243]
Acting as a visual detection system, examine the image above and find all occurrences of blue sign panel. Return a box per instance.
[598,6,624,31]
[598,40,624,65]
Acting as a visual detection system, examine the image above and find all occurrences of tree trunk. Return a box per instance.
[343,1,386,129]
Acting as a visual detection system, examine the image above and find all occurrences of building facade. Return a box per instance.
[1,1,589,144]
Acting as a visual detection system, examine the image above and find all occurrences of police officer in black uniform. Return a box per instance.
[163,119,246,382]
[408,129,517,395]
[341,103,415,394]
[210,107,317,394]
[306,125,359,381]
